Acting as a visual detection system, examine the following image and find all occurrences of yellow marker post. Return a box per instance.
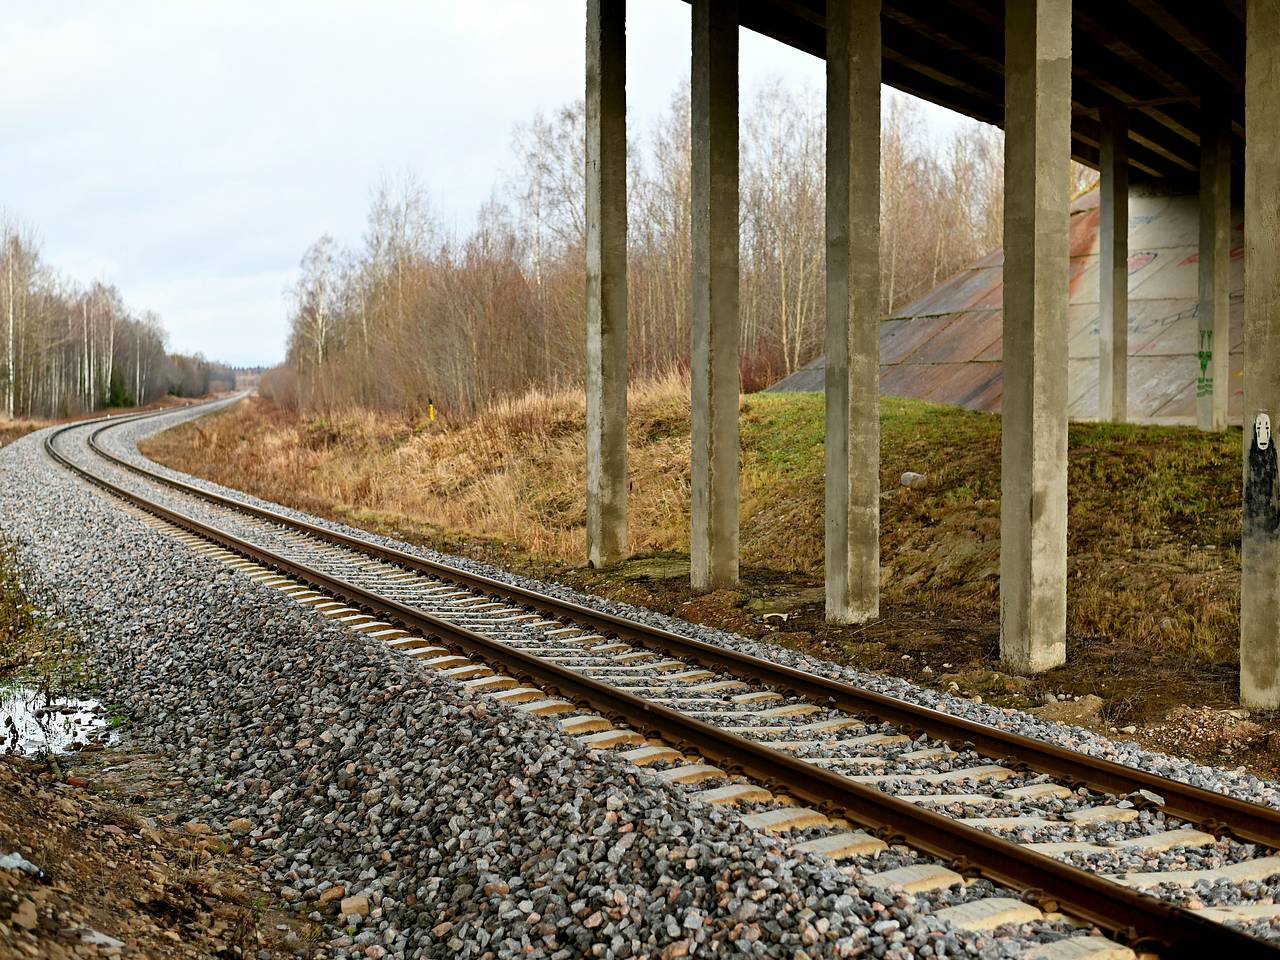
[428,402,436,423]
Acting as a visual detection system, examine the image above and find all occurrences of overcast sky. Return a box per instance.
[4,2,967,367]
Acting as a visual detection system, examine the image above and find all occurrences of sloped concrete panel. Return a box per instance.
[769,186,1245,424]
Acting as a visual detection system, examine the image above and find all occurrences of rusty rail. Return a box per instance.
[80,406,1280,848]
[43,409,1280,959]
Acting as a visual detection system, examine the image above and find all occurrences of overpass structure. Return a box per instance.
[582,0,1279,708]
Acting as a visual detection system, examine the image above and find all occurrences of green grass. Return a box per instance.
[737,392,1242,664]
[147,388,1247,671]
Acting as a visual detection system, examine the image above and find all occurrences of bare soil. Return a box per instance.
[0,749,320,959]
[140,390,1280,780]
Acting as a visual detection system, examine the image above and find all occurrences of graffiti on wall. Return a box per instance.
[1197,330,1214,398]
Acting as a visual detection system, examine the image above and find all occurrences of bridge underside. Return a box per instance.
[694,0,1245,183]
[583,0,1279,708]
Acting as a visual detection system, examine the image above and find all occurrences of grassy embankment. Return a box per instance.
[141,380,1262,746]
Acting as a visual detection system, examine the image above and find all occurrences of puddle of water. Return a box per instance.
[1,683,112,756]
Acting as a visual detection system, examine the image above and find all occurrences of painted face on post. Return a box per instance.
[1257,413,1272,451]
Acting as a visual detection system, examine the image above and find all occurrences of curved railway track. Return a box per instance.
[43,401,1280,959]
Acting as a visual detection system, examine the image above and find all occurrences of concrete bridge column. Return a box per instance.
[824,0,881,624]
[1098,105,1128,423]
[585,0,629,569]
[1197,108,1231,433]
[999,0,1072,673]
[690,0,740,592]
[1242,0,1280,709]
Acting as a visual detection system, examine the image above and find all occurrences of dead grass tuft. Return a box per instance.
[142,383,1245,669]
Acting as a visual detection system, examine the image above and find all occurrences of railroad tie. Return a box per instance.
[799,717,871,734]
[656,764,724,785]
[347,621,397,635]
[463,674,517,692]
[585,642,630,654]
[558,715,612,735]
[1194,902,1280,924]
[688,680,750,693]
[578,729,645,749]
[766,737,879,754]
[932,897,1042,932]
[384,638,445,653]
[515,698,576,716]
[613,651,654,664]
[1027,828,1218,857]
[619,744,683,766]
[739,806,829,832]
[693,783,773,805]
[961,815,1057,830]
[1024,937,1135,960]
[848,763,1011,786]
[486,686,550,703]
[1109,854,1280,888]
[1003,783,1074,801]
[793,831,887,859]
[417,654,472,670]
[866,863,963,894]
[437,664,493,681]
[899,794,993,806]
[729,691,784,704]
[1062,806,1139,824]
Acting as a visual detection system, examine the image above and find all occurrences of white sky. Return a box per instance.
[3,1,969,367]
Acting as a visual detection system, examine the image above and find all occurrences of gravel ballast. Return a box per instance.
[107,401,1280,812]
[0,403,1275,957]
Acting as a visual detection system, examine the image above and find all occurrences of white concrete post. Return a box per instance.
[1242,0,1280,709]
[690,0,740,592]
[585,0,628,568]
[1197,108,1231,433]
[824,0,881,624]
[1098,105,1128,423]
[1000,0,1072,673]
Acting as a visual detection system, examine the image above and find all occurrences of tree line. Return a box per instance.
[0,222,231,419]
[269,84,1087,417]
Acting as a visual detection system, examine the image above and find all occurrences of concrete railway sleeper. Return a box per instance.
[75,408,1280,851]
[42,407,1280,958]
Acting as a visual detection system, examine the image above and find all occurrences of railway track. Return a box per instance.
[44,401,1280,959]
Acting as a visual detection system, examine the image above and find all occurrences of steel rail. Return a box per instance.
[43,412,1280,958]
[80,404,1280,850]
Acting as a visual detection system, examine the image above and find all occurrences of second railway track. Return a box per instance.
[44,401,1280,959]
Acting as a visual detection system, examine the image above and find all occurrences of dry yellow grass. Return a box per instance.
[142,379,1245,669]
[0,420,51,448]
[146,374,695,561]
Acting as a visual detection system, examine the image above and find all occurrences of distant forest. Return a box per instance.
[267,84,1096,418]
[0,221,232,419]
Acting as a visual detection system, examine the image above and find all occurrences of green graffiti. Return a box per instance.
[1197,329,1213,398]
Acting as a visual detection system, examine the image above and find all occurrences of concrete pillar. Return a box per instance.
[585,0,628,568]
[1242,0,1280,709]
[999,0,1072,674]
[1098,105,1128,422]
[1197,107,1231,432]
[690,0,739,592]
[824,0,881,623]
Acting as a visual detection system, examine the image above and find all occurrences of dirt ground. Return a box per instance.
[141,392,1280,781]
[0,748,320,959]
